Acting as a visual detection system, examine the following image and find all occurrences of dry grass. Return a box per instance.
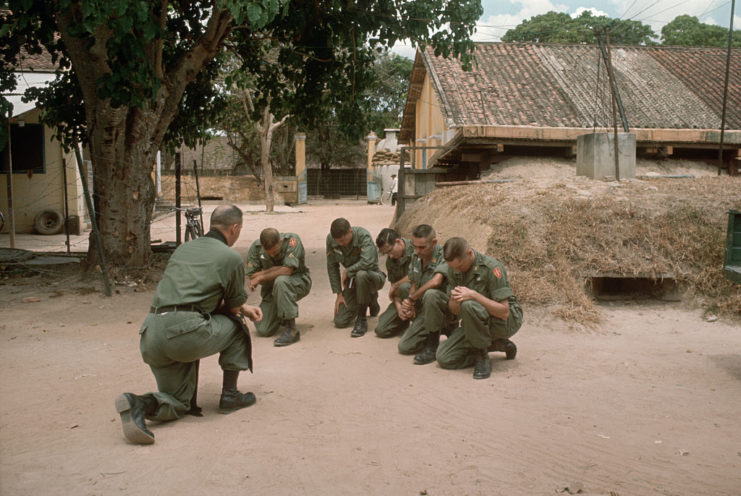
[396,171,741,325]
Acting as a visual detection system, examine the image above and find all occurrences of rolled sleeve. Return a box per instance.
[245,242,261,278]
[224,261,249,309]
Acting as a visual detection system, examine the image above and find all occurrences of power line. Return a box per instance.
[619,0,641,20]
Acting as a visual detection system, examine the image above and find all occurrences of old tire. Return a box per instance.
[34,210,64,235]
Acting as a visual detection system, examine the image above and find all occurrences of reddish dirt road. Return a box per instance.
[1,200,740,496]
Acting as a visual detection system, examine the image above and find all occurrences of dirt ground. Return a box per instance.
[1,197,741,496]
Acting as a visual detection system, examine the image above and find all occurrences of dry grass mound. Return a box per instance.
[396,158,741,326]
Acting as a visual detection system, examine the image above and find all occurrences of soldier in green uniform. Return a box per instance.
[374,228,414,338]
[115,205,263,445]
[327,218,386,337]
[246,228,312,347]
[396,224,452,365]
[436,237,523,380]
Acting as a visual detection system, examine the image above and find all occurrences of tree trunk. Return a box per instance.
[86,106,159,269]
[56,6,233,271]
[261,107,275,213]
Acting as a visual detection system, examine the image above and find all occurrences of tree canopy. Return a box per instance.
[501,11,657,45]
[0,0,481,268]
[661,15,740,47]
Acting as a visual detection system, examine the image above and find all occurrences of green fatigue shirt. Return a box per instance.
[408,244,448,290]
[386,238,414,283]
[326,226,380,294]
[445,250,514,302]
[151,232,248,313]
[245,232,309,277]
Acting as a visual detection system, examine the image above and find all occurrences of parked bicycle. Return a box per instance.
[174,206,203,241]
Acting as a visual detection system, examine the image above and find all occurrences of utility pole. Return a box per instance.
[597,26,624,181]
[718,0,736,175]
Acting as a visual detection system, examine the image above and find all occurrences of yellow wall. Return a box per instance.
[414,73,447,169]
[1,109,85,233]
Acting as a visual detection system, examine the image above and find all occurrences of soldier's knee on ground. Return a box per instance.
[435,347,457,369]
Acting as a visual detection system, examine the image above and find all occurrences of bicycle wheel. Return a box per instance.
[184,224,195,242]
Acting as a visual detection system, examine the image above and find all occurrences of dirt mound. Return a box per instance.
[396,156,741,325]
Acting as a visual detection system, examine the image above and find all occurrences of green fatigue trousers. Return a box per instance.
[436,298,523,369]
[139,311,252,421]
[397,288,451,355]
[334,269,386,328]
[374,282,411,338]
[255,273,312,337]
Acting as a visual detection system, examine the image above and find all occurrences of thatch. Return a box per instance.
[395,161,741,326]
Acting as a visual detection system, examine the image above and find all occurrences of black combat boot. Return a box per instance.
[115,393,157,444]
[413,332,440,365]
[489,339,517,360]
[473,350,492,380]
[219,388,257,414]
[369,293,380,317]
[351,305,368,337]
[219,369,257,414]
[274,319,300,347]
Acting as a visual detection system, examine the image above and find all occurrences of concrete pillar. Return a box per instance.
[366,131,377,171]
[366,131,379,203]
[577,133,636,179]
[295,133,306,177]
[295,133,307,204]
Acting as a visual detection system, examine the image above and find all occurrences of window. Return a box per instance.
[0,123,45,174]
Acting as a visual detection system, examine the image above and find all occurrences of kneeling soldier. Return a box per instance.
[246,228,312,346]
[436,237,523,379]
[397,224,451,364]
[327,218,386,337]
[374,228,415,338]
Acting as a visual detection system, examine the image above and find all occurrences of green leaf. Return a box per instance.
[246,4,264,27]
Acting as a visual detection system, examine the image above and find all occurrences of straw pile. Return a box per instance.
[395,161,741,325]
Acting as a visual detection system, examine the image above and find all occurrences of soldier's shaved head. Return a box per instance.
[210,205,243,228]
[260,228,281,249]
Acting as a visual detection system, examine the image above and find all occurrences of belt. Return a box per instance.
[150,304,202,314]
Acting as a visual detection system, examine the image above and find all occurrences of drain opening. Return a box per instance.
[587,274,679,301]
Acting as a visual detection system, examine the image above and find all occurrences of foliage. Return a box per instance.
[501,11,657,45]
[0,0,480,267]
[364,53,415,136]
[661,15,740,47]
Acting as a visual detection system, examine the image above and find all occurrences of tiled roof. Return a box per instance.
[401,43,740,141]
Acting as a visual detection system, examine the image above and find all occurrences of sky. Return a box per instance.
[391,0,740,58]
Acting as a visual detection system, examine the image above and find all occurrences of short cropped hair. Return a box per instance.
[376,228,399,248]
[443,237,469,261]
[330,218,351,239]
[412,224,435,240]
[211,205,243,229]
[260,228,281,249]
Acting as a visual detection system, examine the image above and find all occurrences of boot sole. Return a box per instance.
[115,394,155,445]
[274,333,300,347]
[413,355,436,365]
[218,395,257,415]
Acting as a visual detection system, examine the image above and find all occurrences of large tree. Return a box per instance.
[1,0,481,270]
[501,11,657,45]
[661,15,740,47]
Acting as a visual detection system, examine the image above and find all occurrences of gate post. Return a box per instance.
[366,131,380,203]
[295,133,307,204]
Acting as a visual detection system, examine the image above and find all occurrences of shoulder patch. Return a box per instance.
[493,267,502,279]
[290,238,296,247]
